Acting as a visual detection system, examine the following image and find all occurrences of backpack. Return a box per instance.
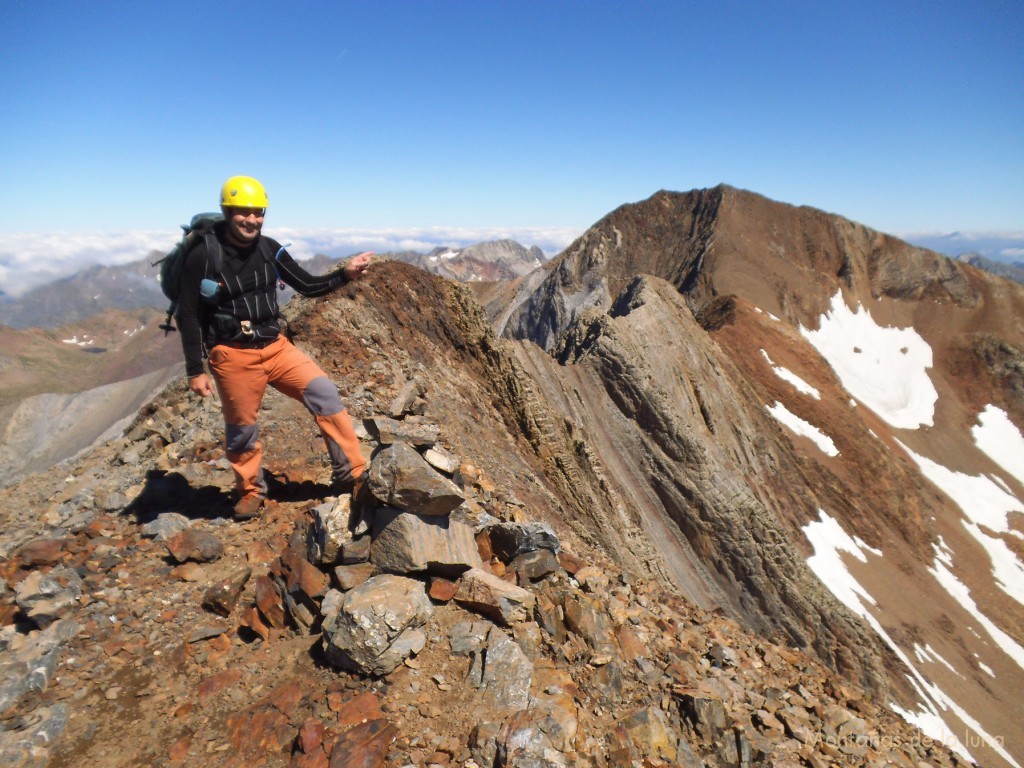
[152,212,224,334]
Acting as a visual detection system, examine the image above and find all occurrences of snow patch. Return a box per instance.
[898,441,1024,606]
[973,405,1024,486]
[913,644,961,677]
[927,545,1024,671]
[800,292,937,429]
[61,336,94,347]
[767,402,838,456]
[760,350,820,399]
[804,512,1014,766]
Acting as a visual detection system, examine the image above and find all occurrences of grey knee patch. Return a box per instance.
[226,423,258,455]
[303,376,344,416]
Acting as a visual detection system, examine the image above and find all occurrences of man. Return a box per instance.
[177,175,371,519]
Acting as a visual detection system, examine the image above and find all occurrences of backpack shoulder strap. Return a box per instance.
[203,230,223,276]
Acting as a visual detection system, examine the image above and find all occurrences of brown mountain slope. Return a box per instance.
[490,186,1024,766]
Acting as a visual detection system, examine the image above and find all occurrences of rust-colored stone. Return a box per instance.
[14,537,69,566]
[198,669,242,702]
[327,718,397,768]
[290,750,329,768]
[282,547,329,599]
[240,604,271,641]
[428,576,458,602]
[255,575,286,628]
[202,567,252,616]
[475,529,494,563]
[298,719,326,753]
[265,680,305,717]
[614,624,649,661]
[228,708,294,756]
[246,539,278,565]
[557,550,586,575]
[168,734,191,762]
[334,691,384,729]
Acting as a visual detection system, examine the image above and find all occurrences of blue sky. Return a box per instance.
[1,1,1022,291]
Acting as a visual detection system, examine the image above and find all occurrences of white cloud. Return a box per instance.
[0,229,176,296]
[0,225,580,298]
[1001,247,1024,259]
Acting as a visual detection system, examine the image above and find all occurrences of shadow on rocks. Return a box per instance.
[264,471,329,504]
[122,469,233,524]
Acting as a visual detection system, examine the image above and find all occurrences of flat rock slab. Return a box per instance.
[454,567,536,626]
[371,508,482,577]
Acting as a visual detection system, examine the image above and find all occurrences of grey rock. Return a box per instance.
[423,445,459,475]
[389,379,426,419]
[0,620,78,714]
[15,568,83,628]
[488,522,560,561]
[321,575,433,676]
[165,528,223,563]
[480,628,533,712]
[308,497,356,565]
[450,500,500,533]
[510,549,561,585]
[366,441,464,516]
[0,703,68,768]
[495,707,573,767]
[449,621,492,657]
[333,562,376,591]
[461,626,533,713]
[371,507,482,577]
[363,416,439,448]
[139,512,190,541]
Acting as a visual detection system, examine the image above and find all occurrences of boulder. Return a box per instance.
[363,416,438,448]
[454,568,536,626]
[165,529,223,564]
[15,568,83,628]
[487,522,560,562]
[371,508,482,576]
[140,513,190,542]
[321,575,433,676]
[366,442,464,516]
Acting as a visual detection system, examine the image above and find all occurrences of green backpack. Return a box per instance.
[152,212,224,333]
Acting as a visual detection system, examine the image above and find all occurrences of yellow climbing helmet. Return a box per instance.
[220,175,269,209]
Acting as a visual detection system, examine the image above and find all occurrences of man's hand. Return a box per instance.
[189,374,214,397]
[344,251,373,281]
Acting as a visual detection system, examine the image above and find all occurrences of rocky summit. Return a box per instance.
[0,186,1022,768]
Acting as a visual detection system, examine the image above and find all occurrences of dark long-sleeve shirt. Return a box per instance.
[177,223,349,377]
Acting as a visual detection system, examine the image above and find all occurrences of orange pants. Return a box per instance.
[207,336,365,498]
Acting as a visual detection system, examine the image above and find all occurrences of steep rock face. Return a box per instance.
[499,276,891,692]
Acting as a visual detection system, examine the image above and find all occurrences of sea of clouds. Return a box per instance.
[0,225,582,299]
[902,231,1024,262]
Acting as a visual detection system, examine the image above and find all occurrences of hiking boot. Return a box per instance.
[332,473,372,507]
[233,493,265,520]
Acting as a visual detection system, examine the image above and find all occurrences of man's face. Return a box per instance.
[224,207,265,246]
